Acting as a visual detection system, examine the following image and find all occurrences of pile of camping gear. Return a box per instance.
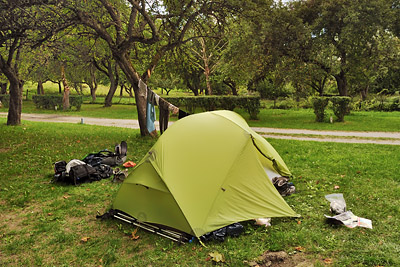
[53,141,128,185]
[97,111,299,243]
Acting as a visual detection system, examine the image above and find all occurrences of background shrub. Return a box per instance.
[32,95,83,111]
[165,96,260,119]
[330,96,351,122]
[0,94,10,108]
[311,97,329,122]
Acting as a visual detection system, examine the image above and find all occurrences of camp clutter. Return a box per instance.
[324,193,372,229]
[102,110,299,243]
[53,141,129,185]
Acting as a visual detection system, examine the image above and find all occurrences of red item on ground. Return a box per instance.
[123,161,136,168]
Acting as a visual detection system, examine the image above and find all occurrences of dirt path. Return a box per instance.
[1,112,400,145]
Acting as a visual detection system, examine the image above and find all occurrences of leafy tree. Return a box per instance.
[162,46,205,96]
[348,30,400,99]
[63,0,237,136]
[298,0,392,96]
[221,0,311,97]
[0,1,71,125]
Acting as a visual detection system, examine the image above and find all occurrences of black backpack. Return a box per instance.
[54,162,114,185]
[82,141,127,167]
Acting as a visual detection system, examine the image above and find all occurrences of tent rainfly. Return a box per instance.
[113,110,299,238]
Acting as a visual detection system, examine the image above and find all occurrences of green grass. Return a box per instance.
[2,99,399,132]
[237,108,400,132]
[1,119,399,266]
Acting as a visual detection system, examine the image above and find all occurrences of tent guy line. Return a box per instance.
[1,112,399,145]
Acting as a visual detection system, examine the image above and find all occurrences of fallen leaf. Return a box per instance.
[81,237,90,243]
[205,256,211,262]
[77,199,83,203]
[86,189,90,191]
[51,187,55,190]
[323,258,333,264]
[131,228,139,240]
[47,213,53,216]
[76,140,81,143]
[356,171,361,174]
[340,174,345,178]
[209,252,225,263]
[63,195,70,199]
[295,246,305,252]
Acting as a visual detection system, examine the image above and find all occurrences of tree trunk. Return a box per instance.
[360,85,369,101]
[61,66,70,110]
[186,82,199,96]
[0,54,22,125]
[119,83,124,97]
[104,63,119,107]
[37,79,44,95]
[112,50,148,136]
[334,70,348,96]
[223,79,238,96]
[200,38,212,95]
[89,66,97,102]
[7,76,22,125]
[73,82,81,95]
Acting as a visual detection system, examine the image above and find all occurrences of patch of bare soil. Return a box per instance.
[246,251,315,267]
[0,209,26,232]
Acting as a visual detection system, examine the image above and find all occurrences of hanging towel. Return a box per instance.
[141,80,157,136]
[138,79,147,96]
[146,100,157,135]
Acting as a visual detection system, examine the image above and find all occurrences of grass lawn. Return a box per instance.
[1,119,399,266]
[1,99,400,132]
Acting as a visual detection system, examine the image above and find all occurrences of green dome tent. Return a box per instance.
[113,110,298,238]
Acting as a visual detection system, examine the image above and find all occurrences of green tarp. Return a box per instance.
[113,110,299,237]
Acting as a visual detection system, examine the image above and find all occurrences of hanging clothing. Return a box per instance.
[138,79,182,135]
[138,79,147,96]
[146,86,157,136]
[146,101,157,136]
[178,109,190,119]
[159,98,170,134]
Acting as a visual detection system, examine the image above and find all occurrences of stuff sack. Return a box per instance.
[69,164,98,185]
[82,141,127,167]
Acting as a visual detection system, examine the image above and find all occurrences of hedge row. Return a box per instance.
[0,94,10,108]
[312,96,351,122]
[164,96,261,119]
[32,95,83,111]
